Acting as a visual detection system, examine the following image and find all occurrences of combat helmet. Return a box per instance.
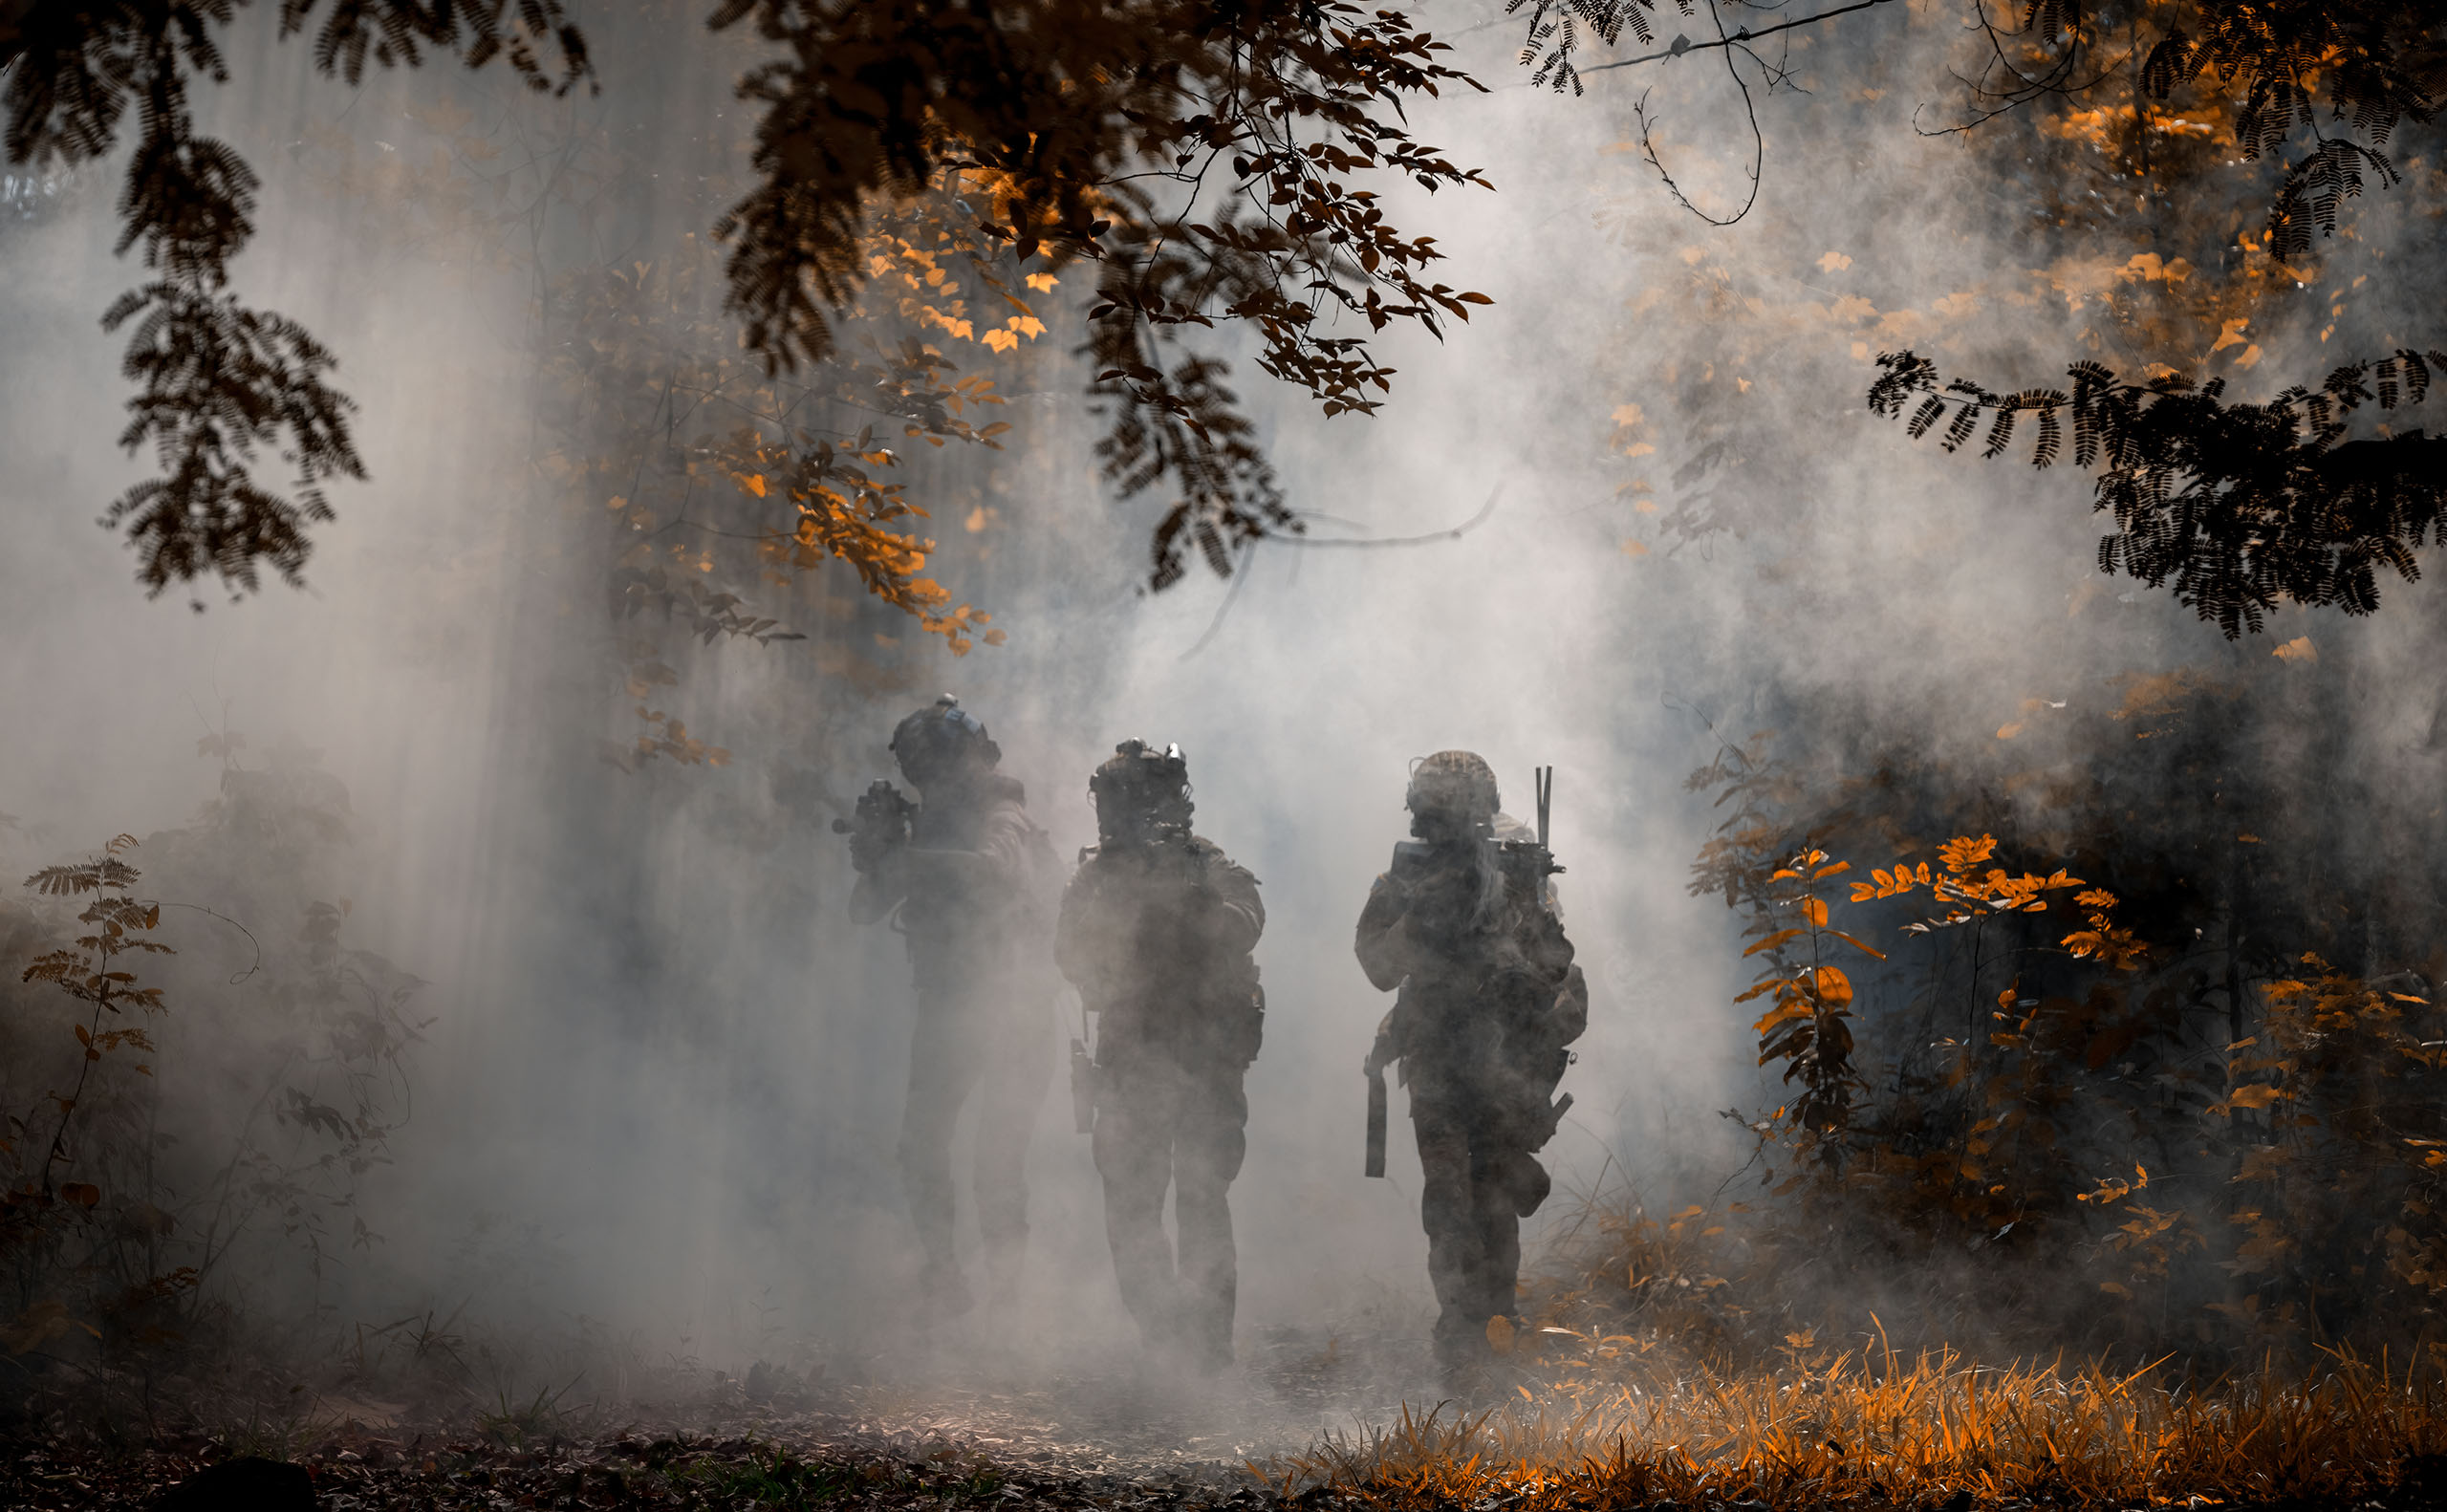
[1090,739,1193,847]
[890,695,1001,784]
[1406,750,1501,823]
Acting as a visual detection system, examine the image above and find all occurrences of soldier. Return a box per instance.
[838,695,1057,1321]
[1355,751,1586,1376]
[1055,741,1265,1372]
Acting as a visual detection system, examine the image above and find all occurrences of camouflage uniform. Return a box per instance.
[1055,742,1265,1370]
[848,699,1056,1316]
[1356,754,1585,1368]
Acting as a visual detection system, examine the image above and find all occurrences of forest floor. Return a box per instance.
[14,1318,2447,1509]
[0,1322,1448,1510]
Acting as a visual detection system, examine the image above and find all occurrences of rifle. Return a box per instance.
[832,779,917,874]
[1365,1064,1388,1177]
[1497,765,1564,896]
[1532,1090,1575,1150]
[1363,1008,1397,1177]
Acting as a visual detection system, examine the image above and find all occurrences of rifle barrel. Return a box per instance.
[1365,1069,1388,1178]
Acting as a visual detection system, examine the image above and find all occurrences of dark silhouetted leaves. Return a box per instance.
[1870,348,2447,637]
[2,0,592,596]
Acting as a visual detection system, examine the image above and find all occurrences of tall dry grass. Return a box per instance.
[1275,1345,2447,1509]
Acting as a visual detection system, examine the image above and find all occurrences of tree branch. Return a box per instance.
[1576,0,1904,76]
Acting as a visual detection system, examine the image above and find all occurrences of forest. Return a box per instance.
[4,0,2446,1506]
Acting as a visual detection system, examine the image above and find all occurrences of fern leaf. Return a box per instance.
[1940,401,1981,453]
[2033,405,2063,469]
[1981,406,2018,460]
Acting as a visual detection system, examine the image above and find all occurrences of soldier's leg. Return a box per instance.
[1093,1063,1181,1351]
[972,995,1054,1310]
[1412,1100,1490,1365]
[899,999,988,1309]
[1466,1139,1524,1329]
[1171,1071,1248,1370]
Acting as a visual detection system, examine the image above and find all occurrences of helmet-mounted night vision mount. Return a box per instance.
[1090,739,1194,847]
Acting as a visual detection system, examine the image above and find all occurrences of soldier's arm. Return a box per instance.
[1521,888,1578,979]
[1548,961,1590,1048]
[1353,873,1415,992]
[1202,853,1265,954]
[1054,862,1129,1012]
[899,804,1033,898]
[971,804,1036,891]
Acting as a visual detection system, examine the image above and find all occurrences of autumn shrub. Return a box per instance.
[0,741,425,1412]
[1555,652,2447,1368]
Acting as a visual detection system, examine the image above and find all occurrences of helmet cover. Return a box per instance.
[1406,750,1501,823]
[890,695,1001,782]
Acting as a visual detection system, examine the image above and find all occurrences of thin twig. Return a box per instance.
[1179,538,1261,661]
[149,900,265,983]
[1259,484,1504,550]
[1633,0,1766,227]
[1179,486,1504,659]
[1578,0,1904,76]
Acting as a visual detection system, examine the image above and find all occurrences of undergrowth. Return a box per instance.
[1279,1349,2447,1510]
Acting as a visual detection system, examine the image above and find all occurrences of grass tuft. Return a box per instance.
[1276,1348,2447,1510]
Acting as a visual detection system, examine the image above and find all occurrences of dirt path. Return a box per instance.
[1,1326,1448,1509]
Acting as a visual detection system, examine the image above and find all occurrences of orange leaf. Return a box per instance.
[1754,1001,1812,1035]
[1744,928,1804,957]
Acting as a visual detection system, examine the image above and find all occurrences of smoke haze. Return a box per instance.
[2,0,2436,1439]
